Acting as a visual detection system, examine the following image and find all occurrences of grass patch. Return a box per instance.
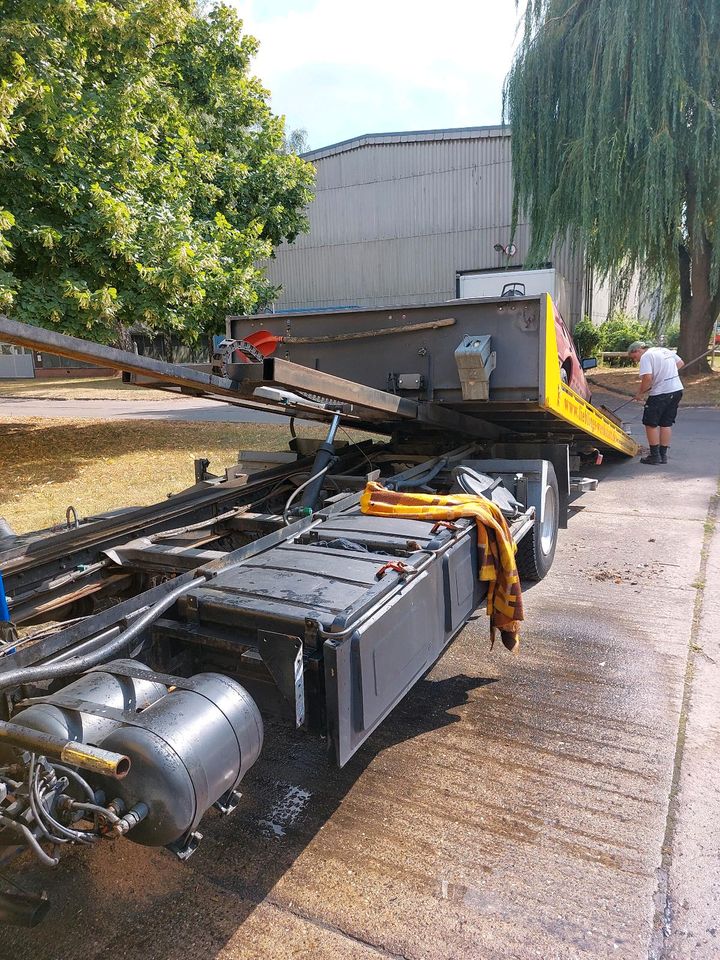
[0,417,373,534]
[0,376,181,402]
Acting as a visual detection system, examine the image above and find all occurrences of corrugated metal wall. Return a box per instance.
[263,127,584,325]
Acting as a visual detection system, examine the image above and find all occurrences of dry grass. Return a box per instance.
[589,361,720,407]
[0,417,366,534]
[0,376,180,401]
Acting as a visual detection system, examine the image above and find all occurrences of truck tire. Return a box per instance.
[516,465,559,582]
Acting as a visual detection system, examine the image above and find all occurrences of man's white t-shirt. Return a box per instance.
[639,348,683,395]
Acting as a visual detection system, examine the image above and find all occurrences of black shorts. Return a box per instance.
[643,390,683,428]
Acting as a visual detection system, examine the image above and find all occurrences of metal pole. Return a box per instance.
[0,720,130,779]
[300,414,342,511]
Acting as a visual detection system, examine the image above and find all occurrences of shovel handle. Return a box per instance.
[285,316,456,344]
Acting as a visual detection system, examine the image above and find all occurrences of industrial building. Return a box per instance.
[262,125,587,325]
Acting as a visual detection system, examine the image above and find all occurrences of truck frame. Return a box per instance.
[0,295,636,926]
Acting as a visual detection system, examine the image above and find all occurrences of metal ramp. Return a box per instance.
[1,294,638,455]
[0,314,502,441]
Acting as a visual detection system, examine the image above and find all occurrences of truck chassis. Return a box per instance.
[0,298,634,925]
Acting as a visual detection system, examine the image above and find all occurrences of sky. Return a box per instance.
[230,1,521,151]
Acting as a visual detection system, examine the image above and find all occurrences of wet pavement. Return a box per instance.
[3,400,720,960]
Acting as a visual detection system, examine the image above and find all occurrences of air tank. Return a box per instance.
[98,672,264,847]
[12,663,264,850]
[12,660,166,744]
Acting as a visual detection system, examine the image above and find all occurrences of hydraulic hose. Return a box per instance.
[387,458,448,491]
[0,814,58,867]
[0,576,204,692]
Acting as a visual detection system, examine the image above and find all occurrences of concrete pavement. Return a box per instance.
[3,401,720,960]
[0,395,294,423]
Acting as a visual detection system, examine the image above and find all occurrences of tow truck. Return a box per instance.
[0,293,637,925]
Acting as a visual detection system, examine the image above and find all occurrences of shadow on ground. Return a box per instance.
[1,673,497,960]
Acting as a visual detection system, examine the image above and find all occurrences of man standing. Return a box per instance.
[627,341,684,464]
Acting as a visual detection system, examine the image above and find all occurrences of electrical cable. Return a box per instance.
[50,764,95,803]
[282,465,331,525]
[339,426,376,472]
[29,757,95,845]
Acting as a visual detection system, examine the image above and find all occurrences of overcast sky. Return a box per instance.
[230,1,520,151]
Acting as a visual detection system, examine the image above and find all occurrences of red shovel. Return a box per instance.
[243,330,284,357]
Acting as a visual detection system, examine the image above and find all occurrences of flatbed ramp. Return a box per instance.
[1,294,638,455]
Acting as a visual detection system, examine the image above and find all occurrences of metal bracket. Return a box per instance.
[388,373,424,391]
[0,621,18,649]
[212,337,264,376]
[258,631,305,728]
[454,335,496,401]
[194,458,211,483]
[167,830,202,861]
[214,788,242,816]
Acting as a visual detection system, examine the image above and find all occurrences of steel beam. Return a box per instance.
[249,358,504,440]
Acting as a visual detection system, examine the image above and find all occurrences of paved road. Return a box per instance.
[4,401,720,960]
[0,395,294,423]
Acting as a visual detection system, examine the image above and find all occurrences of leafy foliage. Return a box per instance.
[0,1,315,342]
[506,1,720,372]
[283,128,310,154]
[574,312,659,365]
[572,317,601,360]
[663,323,681,349]
[598,314,652,354]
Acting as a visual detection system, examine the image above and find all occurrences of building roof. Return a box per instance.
[302,124,509,162]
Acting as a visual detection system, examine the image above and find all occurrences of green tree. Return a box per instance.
[572,316,601,360]
[505,1,720,374]
[283,128,310,154]
[0,0,314,345]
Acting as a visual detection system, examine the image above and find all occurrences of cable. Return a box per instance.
[339,426,376,471]
[131,505,250,546]
[0,814,58,868]
[29,757,95,845]
[387,458,448,491]
[282,465,331,525]
[0,576,202,691]
[67,800,121,826]
[7,561,108,611]
[50,764,95,802]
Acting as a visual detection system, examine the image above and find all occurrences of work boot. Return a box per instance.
[640,445,660,465]
[659,445,669,464]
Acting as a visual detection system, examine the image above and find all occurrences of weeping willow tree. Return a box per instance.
[506,1,720,374]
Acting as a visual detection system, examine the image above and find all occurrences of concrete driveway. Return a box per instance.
[3,400,720,960]
[0,395,293,423]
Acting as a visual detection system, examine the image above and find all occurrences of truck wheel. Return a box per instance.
[516,465,559,581]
